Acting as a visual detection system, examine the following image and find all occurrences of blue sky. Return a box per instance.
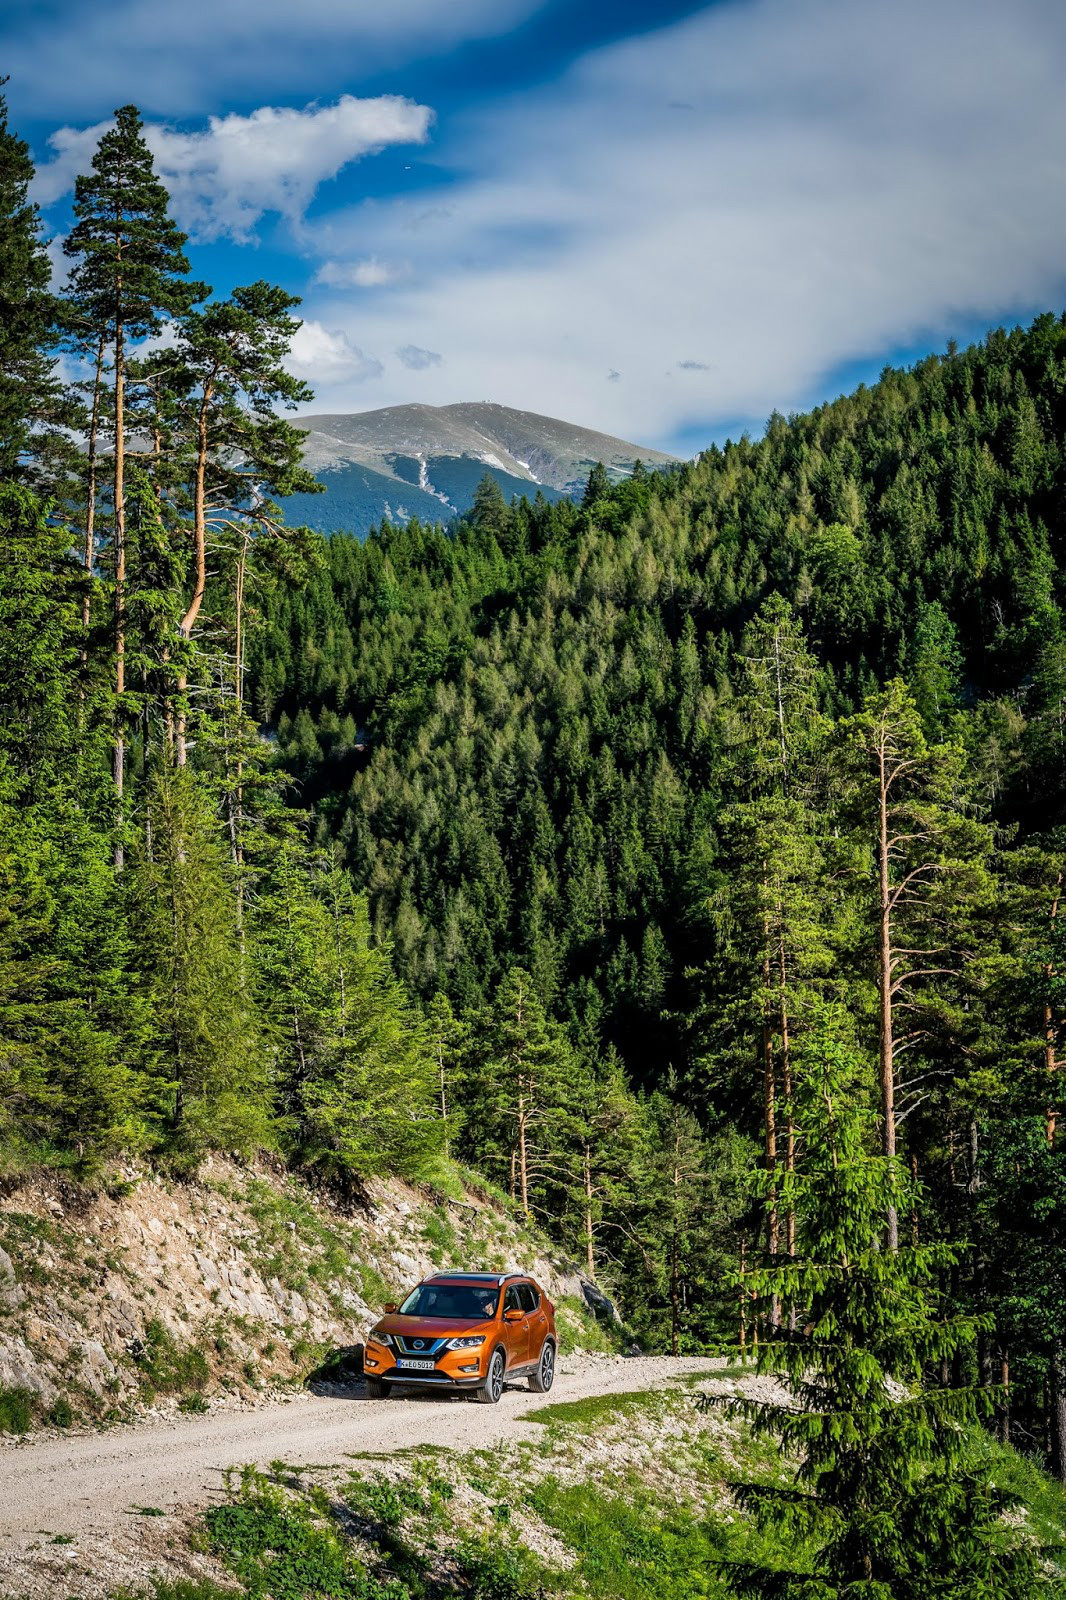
[6,0,1066,456]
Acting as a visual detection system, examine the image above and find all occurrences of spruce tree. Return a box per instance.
[132,768,270,1160]
[722,1005,1042,1598]
[0,87,70,485]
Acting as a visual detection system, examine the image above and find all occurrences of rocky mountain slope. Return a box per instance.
[0,1158,610,1433]
[285,402,678,535]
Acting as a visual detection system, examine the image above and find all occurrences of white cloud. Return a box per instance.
[292,0,1066,451]
[288,321,384,385]
[396,344,442,370]
[316,257,411,289]
[34,96,434,241]
[9,0,540,118]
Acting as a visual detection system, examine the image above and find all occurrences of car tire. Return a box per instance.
[528,1340,555,1394]
[365,1376,390,1399]
[475,1348,506,1404]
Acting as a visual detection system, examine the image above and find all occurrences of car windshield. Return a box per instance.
[398,1283,500,1319]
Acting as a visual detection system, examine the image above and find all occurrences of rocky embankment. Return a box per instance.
[0,1157,606,1432]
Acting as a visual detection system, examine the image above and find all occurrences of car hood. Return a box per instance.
[372,1315,494,1338]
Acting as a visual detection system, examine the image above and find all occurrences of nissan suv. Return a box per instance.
[363,1272,557,1403]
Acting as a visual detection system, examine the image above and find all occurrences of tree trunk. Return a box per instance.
[1053,1345,1066,1487]
[1046,878,1061,1147]
[112,317,126,872]
[81,336,105,685]
[176,391,211,765]
[583,1143,595,1279]
[517,1083,529,1215]
[438,1037,449,1157]
[877,734,898,1250]
[999,1348,1011,1446]
[761,949,780,1327]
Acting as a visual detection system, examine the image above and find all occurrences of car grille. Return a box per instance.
[395,1335,447,1356]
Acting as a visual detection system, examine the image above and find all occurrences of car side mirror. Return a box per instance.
[503,1308,524,1322]
[383,1302,397,1314]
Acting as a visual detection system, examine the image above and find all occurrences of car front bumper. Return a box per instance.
[364,1339,488,1387]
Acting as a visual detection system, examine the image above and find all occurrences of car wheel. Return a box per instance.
[365,1376,390,1399]
[528,1340,555,1393]
[475,1348,506,1404]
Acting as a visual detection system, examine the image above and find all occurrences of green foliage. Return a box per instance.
[530,1479,729,1599]
[0,1383,34,1433]
[0,89,71,485]
[721,1005,1043,1598]
[133,1319,210,1397]
[131,770,272,1161]
[206,1466,405,1600]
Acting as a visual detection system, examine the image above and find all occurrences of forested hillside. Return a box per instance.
[251,317,1066,1471]
[2,80,1066,1579]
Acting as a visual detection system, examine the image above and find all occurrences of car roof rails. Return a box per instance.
[426,1271,524,1285]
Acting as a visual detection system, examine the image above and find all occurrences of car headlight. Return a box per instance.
[446,1334,486,1350]
[370,1329,394,1346]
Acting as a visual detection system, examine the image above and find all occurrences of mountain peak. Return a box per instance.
[288,401,677,535]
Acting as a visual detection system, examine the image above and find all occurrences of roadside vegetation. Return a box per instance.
[118,1379,1065,1600]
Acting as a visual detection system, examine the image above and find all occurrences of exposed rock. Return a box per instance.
[0,1156,598,1430]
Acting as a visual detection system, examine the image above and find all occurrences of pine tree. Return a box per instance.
[465,966,574,1216]
[167,281,319,765]
[836,678,996,1249]
[721,1005,1042,1598]
[0,86,70,485]
[64,106,203,867]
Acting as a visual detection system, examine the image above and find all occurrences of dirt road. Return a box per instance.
[0,1354,723,1541]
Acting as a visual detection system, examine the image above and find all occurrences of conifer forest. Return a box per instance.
[3,83,1066,1570]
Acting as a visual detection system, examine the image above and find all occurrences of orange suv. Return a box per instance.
[363,1272,557,1403]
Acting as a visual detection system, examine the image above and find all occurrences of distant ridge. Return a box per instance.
[285,401,678,536]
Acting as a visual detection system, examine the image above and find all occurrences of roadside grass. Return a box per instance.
[525,1388,663,1429]
[0,1383,35,1433]
[192,1376,1066,1600]
[134,1318,210,1399]
[553,1295,622,1356]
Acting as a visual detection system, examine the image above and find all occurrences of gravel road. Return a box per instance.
[0,1355,723,1540]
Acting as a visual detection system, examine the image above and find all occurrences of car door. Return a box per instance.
[502,1283,529,1368]
[522,1282,548,1359]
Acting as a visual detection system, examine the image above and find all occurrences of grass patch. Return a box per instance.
[554,1295,622,1356]
[420,1208,458,1266]
[530,1478,732,1599]
[0,1383,35,1434]
[206,1466,401,1600]
[134,1319,210,1397]
[967,1429,1066,1573]
[525,1388,658,1429]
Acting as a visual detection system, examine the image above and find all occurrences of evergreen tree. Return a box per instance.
[0,86,69,484]
[723,1006,1042,1598]
[64,106,202,867]
[131,769,270,1160]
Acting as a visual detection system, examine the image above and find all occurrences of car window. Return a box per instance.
[504,1284,523,1313]
[398,1284,500,1318]
[519,1283,539,1312]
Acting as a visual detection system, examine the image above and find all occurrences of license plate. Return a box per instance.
[397,1358,435,1370]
